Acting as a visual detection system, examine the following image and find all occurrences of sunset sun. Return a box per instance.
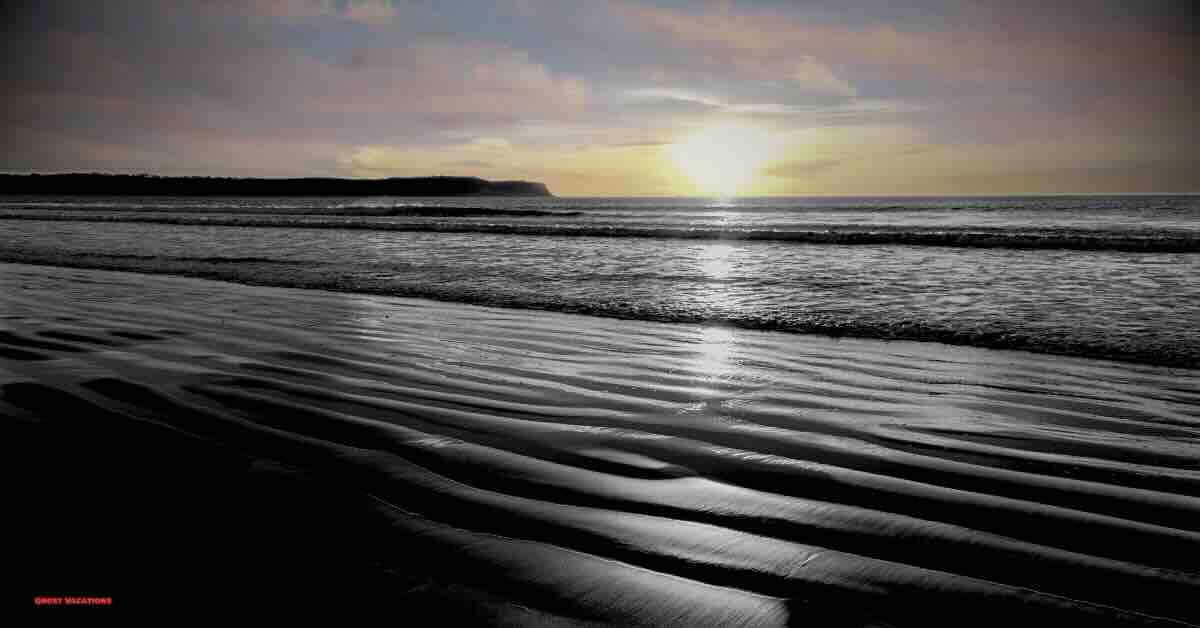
[666,122,778,196]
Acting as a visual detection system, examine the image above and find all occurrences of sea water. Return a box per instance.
[1,194,1197,366]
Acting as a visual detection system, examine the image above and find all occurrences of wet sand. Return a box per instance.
[3,262,1198,623]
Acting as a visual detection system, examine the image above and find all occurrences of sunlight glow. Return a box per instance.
[667,122,778,196]
[698,242,735,280]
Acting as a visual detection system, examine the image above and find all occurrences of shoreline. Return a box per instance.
[2,257,1196,371]
[4,262,1199,622]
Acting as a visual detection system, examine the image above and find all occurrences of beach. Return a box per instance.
[6,0,1200,621]
[5,262,1198,623]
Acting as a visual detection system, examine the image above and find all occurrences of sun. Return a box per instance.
[666,122,777,196]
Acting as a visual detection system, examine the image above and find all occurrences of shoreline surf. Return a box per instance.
[2,254,1197,369]
[1,212,1196,252]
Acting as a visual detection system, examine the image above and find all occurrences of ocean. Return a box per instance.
[2,194,1196,367]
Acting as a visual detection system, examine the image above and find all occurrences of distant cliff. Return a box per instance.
[0,174,553,197]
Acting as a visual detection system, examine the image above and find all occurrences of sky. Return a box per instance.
[0,0,1196,196]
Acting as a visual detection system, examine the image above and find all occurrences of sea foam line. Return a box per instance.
[1,212,1197,252]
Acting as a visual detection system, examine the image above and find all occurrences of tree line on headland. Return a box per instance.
[0,173,553,196]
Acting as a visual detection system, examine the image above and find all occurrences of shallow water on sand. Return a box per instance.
[3,263,1198,625]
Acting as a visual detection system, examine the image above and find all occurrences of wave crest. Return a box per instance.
[1,213,1196,252]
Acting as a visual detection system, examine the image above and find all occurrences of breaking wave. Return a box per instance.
[1,212,1196,252]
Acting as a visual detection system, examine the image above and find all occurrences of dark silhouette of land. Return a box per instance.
[0,173,552,197]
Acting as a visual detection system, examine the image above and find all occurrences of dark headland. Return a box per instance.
[0,173,553,197]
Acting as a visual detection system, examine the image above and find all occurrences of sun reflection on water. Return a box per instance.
[693,239,740,382]
[698,242,736,280]
[706,200,740,225]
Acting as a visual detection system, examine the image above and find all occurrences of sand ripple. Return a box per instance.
[3,263,1198,624]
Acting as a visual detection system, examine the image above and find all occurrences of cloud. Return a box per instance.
[443,159,494,169]
[619,87,906,122]
[2,7,591,146]
[614,1,1194,84]
[467,138,512,150]
[620,88,724,113]
[607,1,1198,164]
[607,139,670,148]
[311,41,591,120]
[609,6,860,96]
[241,0,397,25]
[791,57,856,97]
[763,159,843,179]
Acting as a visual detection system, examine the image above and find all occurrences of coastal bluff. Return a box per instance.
[0,174,553,197]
